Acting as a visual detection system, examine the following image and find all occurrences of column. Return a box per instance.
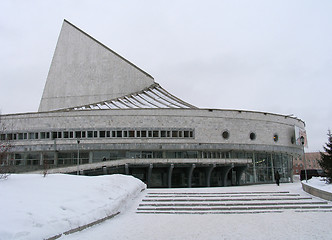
[188,164,196,188]
[206,164,216,187]
[168,164,174,188]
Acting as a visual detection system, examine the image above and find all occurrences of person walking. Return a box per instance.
[275,171,280,186]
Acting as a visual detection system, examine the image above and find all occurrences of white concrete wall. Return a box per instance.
[2,108,305,154]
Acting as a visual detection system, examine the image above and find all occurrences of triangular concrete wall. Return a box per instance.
[38,20,154,112]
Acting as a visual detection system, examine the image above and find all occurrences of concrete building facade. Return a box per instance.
[0,20,306,187]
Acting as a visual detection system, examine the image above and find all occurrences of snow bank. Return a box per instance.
[0,174,146,240]
[304,177,332,193]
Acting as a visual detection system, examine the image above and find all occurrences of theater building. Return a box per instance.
[0,20,306,187]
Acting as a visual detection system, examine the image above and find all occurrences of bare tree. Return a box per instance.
[0,114,12,179]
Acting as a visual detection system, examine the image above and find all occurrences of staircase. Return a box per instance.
[136,190,332,214]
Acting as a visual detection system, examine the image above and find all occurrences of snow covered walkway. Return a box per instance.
[61,181,332,240]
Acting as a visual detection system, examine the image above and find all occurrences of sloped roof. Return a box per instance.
[38,20,154,112]
[39,20,195,112]
[65,83,196,110]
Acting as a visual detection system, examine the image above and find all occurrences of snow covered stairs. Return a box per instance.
[136,190,332,214]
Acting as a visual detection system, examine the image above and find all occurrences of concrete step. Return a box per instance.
[145,194,300,198]
[136,189,332,214]
[142,197,313,202]
[139,201,327,207]
[137,205,332,211]
[146,191,290,195]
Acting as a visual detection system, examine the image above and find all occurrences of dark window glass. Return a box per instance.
[222,131,229,139]
[250,132,256,140]
[64,132,69,138]
[75,131,82,138]
[100,131,106,138]
[116,131,122,138]
[87,131,93,138]
[129,131,135,137]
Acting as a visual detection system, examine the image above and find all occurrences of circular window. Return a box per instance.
[273,134,279,142]
[249,132,256,140]
[222,130,229,139]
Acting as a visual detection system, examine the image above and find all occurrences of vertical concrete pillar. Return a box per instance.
[40,153,44,166]
[125,164,129,175]
[147,164,153,188]
[206,164,216,187]
[89,151,93,164]
[168,164,174,188]
[290,154,294,183]
[54,151,58,166]
[221,165,233,187]
[271,153,275,182]
[188,164,196,188]
[253,152,257,183]
[235,166,247,186]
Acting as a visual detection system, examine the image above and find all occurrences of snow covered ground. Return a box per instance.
[1,174,331,240]
[305,176,332,193]
[0,174,145,240]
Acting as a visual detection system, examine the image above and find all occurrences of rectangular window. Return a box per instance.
[29,133,35,139]
[190,131,193,138]
[112,131,116,138]
[24,133,28,139]
[148,131,153,138]
[129,130,135,138]
[64,131,69,138]
[161,131,166,138]
[18,133,24,140]
[87,131,93,138]
[136,131,141,138]
[153,131,159,138]
[93,131,98,138]
[52,132,57,139]
[6,134,13,140]
[69,131,74,138]
[172,131,178,138]
[184,131,189,138]
[99,131,106,138]
[141,130,147,138]
[75,131,81,138]
[116,131,122,138]
[123,131,128,138]
[57,132,62,139]
[106,131,111,137]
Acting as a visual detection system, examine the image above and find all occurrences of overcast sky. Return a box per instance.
[1,0,331,152]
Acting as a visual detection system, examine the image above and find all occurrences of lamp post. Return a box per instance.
[300,136,308,182]
[77,139,80,175]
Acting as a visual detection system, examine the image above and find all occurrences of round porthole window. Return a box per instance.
[273,134,279,142]
[222,130,229,139]
[250,132,256,140]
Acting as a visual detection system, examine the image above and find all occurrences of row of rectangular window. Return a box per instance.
[1,129,194,141]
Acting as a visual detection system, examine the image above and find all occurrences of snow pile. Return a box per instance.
[0,174,146,240]
[305,177,332,193]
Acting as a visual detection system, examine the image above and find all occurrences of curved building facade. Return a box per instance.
[0,20,306,188]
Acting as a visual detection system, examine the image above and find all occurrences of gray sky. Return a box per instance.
[1,0,331,152]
